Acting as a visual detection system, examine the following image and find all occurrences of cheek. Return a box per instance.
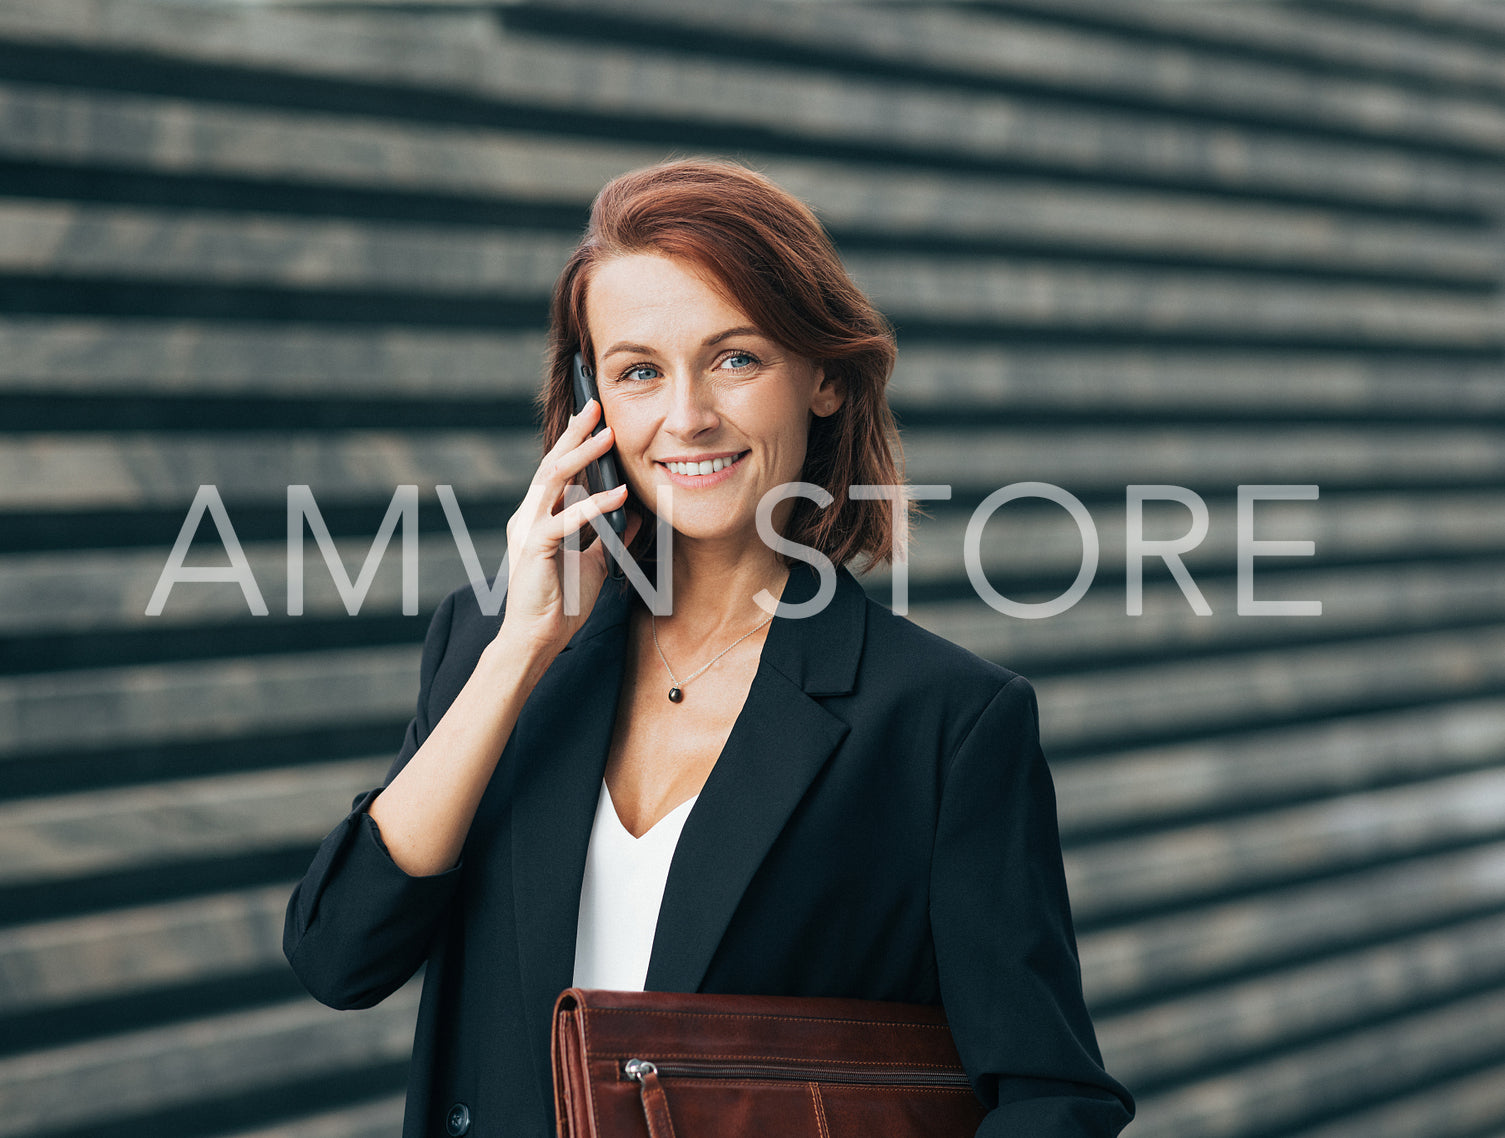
[599,405,655,492]
[602,397,650,449]
[766,397,814,458]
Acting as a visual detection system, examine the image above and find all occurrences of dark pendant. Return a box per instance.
[668,686,683,703]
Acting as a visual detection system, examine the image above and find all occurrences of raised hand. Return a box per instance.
[500,397,639,660]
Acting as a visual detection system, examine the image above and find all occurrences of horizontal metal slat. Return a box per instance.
[1134,986,1505,1138]
[0,759,385,885]
[0,1,1493,211]
[592,0,1505,154]
[975,0,1505,96]
[0,883,292,1014]
[1330,0,1505,40]
[1283,1060,1505,1138]
[0,645,417,757]
[0,318,547,397]
[886,489,1505,587]
[1034,624,1505,752]
[1078,842,1505,1004]
[0,985,419,1138]
[1,79,1493,282]
[0,531,509,632]
[0,78,656,203]
[910,561,1505,672]
[888,347,1505,417]
[0,430,536,509]
[1065,766,1505,921]
[0,201,577,292]
[846,253,1502,348]
[901,426,1505,491]
[1054,696,1505,838]
[1096,911,1505,1087]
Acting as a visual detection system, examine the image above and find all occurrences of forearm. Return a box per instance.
[933,678,1134,1134]
[366,630,553,877]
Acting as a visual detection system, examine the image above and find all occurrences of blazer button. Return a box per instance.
[445,1103,471,1136]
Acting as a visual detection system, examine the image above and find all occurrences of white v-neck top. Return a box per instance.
[571,779,700,991]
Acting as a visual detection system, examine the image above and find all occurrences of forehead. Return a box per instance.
[585,254,754,343]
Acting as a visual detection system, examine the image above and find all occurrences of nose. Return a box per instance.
[661,372,720,440]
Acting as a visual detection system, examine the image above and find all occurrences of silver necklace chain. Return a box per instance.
[651,611,774,703]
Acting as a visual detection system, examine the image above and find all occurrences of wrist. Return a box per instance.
[482,625,559,693]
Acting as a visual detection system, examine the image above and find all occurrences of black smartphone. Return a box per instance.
[571,352,629,578]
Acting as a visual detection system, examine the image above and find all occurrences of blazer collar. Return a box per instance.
[647,561,864,989]
[755,560,866,697]
[509,561,867,1103]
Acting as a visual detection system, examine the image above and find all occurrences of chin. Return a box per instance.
[664,510,759,546]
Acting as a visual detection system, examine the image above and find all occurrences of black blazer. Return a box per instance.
[284,562,1133,1138]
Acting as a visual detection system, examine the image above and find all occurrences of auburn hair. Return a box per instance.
[538,157,905,570]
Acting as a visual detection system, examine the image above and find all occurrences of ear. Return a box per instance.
[810,366,845,418]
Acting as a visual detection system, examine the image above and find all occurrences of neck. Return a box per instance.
[654,536,790,641]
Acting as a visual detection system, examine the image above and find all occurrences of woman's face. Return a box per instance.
[585,252,843,551]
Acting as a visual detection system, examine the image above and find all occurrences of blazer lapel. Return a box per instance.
[644,563,866,994]
[510,562,868,1095]
[510,578,632,1082]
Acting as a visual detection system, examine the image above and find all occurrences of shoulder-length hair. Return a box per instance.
[538,157,906,571]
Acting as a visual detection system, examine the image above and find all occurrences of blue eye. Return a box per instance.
[721,352,758,371]
[622,364,660,382]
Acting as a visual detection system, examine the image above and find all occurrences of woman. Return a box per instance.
[285,159,1133,1138]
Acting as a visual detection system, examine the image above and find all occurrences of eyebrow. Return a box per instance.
[601,326,765,359]
[705,325,762,346]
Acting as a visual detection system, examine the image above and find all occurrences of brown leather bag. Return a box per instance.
[551,987,987,1137]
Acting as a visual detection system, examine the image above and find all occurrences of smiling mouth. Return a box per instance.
[661,451,748,477]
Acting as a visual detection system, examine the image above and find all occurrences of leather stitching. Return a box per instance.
[587,1007,950,1032]
[810,1083,830,1138]
[582,1007,603,1136]
[583,1049,958,1070]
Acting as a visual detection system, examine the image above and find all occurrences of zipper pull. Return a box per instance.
[623,1059,678,1138]
[624,1058,657,1082]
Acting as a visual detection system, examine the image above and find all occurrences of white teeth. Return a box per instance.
[667,454,739,476]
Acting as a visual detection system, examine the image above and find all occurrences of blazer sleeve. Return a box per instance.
[929,675,1134,1137]
[283,587,466,1010]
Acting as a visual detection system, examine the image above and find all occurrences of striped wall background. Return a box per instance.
[1,0,1503,1135]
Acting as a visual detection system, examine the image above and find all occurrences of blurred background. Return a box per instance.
[1,0,1504,1135]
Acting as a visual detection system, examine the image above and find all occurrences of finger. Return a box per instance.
[542,398,603,463]
[540,483,630,547]
[582,501,643,577]
[542,441,619,515]
[518,481,624,555]
[520,443,617,543]
[526,401,601,495]
[532,421,616,498]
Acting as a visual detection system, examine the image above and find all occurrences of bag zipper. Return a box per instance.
[622,1056,971,1089]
